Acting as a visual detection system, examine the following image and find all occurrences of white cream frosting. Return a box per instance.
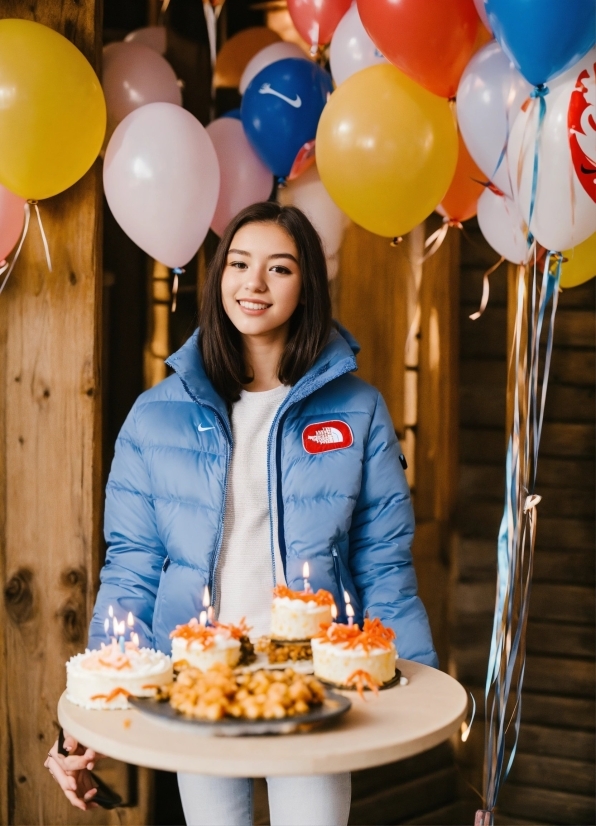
[66,643,173,710]
[311,637,396,685]
[270,598,332,641]
[170,623,241,670]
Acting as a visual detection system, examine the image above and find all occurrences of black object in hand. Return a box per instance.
[56,728,123,809]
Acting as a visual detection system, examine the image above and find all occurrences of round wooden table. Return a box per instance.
[58,659,468,776]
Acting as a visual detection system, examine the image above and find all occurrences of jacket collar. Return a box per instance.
[165,324,358,423]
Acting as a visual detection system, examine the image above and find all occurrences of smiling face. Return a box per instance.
[221,221,303,342]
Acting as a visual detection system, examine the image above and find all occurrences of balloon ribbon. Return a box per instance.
[420,218,462,264]
[469,256,505,320]
[171,267,184,313]
[479,252,562,825]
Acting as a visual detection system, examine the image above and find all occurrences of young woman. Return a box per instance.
[45,202,437,825]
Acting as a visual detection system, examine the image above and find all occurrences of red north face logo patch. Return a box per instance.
[302,420,353,454]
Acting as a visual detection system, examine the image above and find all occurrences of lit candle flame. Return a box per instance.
[207,605,214,625]
[331,604,337,620]
[302,561,310,579]
[104,618,109,634]
[132,632,140,648]
[199,610,207,626]
[127,612,134,628]
[108,605,114,618]
[119,621,126,636]
[346,603,355,618]
[460,722,470,742]
[113,616,119,636]
[344,590,351,604]
[203,585,210,608]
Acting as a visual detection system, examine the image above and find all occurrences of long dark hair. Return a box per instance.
[199,202,332,405]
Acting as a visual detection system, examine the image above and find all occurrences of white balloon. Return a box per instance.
[330,3,388,86]
[124,26,167,55]
[239,42,308,95]
[477,188,529,264]
[507,49,596,251]
[457,41,531,198]
[278,165,350,269]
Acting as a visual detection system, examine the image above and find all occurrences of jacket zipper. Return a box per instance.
[331,544,346,620]
[209,416,231,610]
[162,555,170,572]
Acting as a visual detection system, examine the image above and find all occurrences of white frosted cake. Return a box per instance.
[66,641,173,710]
[170,618,243,670]
[311,618,397,686]
[270,585,335,641]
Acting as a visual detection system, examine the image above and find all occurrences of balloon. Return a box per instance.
[0,185,26,261]
[329,2,388,86]
[221,108,242,120]
[240,42,308,95]
[473,0,491,33]
[278,165,350,259]
[206,118,273,237]
[357,0,478,98]
[439,133,486,222]
[316,64,458,237]
[124,25,167,55]
[287,0,352,52]
[476,187,529,264]
[457,41,531,198]
[485,0,595,86]
[104,103,220,268]
[102,42,181,129]
[214,27,280,89]
[242,58,334,180]
[0,19,106,200]
[471,20,493,55]
[561,234,596,288]
[507,50,596,251]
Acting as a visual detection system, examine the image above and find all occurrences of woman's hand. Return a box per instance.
[44,731,100,811]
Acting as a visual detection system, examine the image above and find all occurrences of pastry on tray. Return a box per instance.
[270,585,335,641]
[66,640,173,710]
[167,662,325,721]
[311,617,397,692]
[170,617,255,671]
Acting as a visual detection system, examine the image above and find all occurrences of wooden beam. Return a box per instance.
[0,4,147,823]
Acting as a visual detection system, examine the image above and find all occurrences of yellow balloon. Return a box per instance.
[560,233,596,289]
[316,64,458,238]
[0,19,106,200]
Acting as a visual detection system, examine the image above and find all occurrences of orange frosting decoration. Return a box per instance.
[170,617,250,649]
[216,617,252,640]
[314,617,396,652]
[273,585,335,606]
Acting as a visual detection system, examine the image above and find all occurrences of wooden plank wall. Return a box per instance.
[0,3,151,824]
[452,220,596,825]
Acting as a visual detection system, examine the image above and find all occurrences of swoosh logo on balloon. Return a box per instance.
[258,83,302,108]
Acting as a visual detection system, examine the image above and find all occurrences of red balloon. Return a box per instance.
[288,0,352,51]
[357,0,479,98]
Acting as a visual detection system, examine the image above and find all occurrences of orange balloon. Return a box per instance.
[439,132,485,222]
[472,25,493,55]
[214,27,281,89]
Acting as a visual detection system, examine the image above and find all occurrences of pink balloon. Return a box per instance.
[0,184,26,261]
[206,119,273,237]
[124,26,167,55]
[104,103,220,268]
[102,42,181,127]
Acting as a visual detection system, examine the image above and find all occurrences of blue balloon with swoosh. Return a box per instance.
[241,58,333,180]
[484,0,595,87]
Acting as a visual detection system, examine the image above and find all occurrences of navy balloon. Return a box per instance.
[241,58,333,180]
[221,108,242,120]
[485,0,595,86]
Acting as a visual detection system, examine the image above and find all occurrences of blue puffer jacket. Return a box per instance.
[89,326,437,667]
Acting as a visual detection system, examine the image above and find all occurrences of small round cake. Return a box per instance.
[66,641,173,710]
[170,618,242,670]
[311,618,397,687]
[270,585,335,641]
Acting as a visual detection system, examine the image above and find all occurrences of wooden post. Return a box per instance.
[0,4,148,823]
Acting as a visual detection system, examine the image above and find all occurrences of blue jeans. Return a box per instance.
[177,772,351,826]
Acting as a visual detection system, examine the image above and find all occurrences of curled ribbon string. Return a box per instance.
[171,266,184,313]
[527,84,549,233]
[482,248,560,817]
[419,218,462,264]
[0,201,31,296]
[31,201,52,272]
[470,256,505,321]
[0,260,7,276]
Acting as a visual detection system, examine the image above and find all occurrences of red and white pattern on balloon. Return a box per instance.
[568,60,596,204]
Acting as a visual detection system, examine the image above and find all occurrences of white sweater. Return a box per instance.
[215,384,290,638]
